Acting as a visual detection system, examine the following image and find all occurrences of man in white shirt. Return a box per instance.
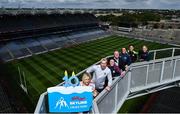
[86,58,112,93]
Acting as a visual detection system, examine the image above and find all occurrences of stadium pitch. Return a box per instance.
[3,35,172,112]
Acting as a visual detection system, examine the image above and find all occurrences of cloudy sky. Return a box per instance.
[0,0,180,9]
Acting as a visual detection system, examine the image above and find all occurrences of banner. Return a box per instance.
[48,86,93,112]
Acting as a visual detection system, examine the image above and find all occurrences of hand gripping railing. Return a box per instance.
[34,47,180,113]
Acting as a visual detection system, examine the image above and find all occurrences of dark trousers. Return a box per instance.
[96,88,104,93]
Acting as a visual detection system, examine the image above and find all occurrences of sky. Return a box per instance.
[0,0,180,9]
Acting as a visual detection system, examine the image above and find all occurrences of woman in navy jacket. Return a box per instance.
[119,48,131,71]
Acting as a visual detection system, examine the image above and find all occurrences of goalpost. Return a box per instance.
[18,66,28,94]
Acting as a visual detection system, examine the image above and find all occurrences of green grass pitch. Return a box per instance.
[4,35,173,112]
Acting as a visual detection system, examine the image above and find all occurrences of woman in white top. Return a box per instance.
[80,73,98,97]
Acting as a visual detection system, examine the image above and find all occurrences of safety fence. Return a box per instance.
[35,48,180,113]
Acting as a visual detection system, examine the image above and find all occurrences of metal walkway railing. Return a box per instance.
[34,47,180,113]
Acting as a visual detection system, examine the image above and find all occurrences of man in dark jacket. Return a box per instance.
[119,48,131,71]
[128,45,138,63]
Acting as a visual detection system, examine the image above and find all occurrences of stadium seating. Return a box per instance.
[0,29,108,62]
[0,12,109,62]
[36,37,59,51]
[51,36,71,47]
[0,44,13,62]
[3,41,31,58]
[0,13,99,40]
[22,38,47,54]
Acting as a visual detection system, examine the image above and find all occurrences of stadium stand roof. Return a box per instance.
[0,8,86,15]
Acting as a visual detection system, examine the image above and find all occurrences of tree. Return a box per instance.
[153,23,159,29]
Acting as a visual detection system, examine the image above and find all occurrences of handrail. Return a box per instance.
[34,92,47,113]
[95,54,180,97]
[130,55,180,67]
[34,47,180,113]
[94,76,122,103]
[149,47,177,52]
[92,49,180,113]
[92,71,130,113]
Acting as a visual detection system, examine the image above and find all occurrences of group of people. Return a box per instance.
[80,45,150,97]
